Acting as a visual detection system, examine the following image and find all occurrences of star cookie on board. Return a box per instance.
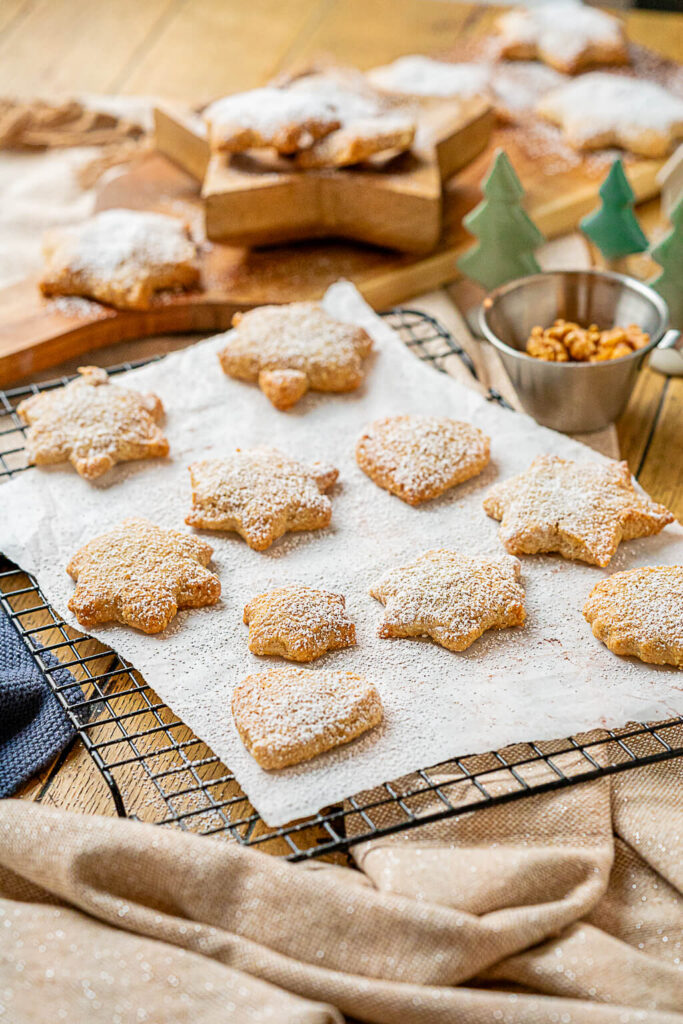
[243,585,356,662]
[185,447,338,551]
[368,56,491,101]
[40,209,200,310]
[356,414,490,506]
[583,566,683,668]
[203,86,341,154]
[218,302,373,410]
[232,667,383,770]
[370,548,525,652]
[17,365,169,480]
[495,2,628,75]
[483,455,674,567]
[67,517,221,634]
[537,74,683,158]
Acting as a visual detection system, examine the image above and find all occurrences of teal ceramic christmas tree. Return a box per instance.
[457,149,544,291]
[650,196,683,329]
[580,159,648,263]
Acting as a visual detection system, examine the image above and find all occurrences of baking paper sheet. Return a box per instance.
[2,283,682,826]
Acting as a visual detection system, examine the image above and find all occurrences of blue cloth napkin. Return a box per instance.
[0,601,83,798]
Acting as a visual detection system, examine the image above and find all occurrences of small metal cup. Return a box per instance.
[479,270,681,433]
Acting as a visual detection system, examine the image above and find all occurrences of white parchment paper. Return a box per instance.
[2,283,682,826]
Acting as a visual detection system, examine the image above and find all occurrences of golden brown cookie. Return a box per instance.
[40,209,200,310]
[370,548,525,652]
[232,667,383,769]
[583,567,683,668]
[17,366,169,480]
[295,113,415,168]
[203,86,341,154]
[218,302,373,410]
[67,517,221,634]
[496,3,628,75]
[537,74,683,158]
[483,455,674,567]
[243,585,356,661]
[356,415,490,506]
[185,447,338,551]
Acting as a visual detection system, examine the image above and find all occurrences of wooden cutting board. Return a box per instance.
[0,50,675,385]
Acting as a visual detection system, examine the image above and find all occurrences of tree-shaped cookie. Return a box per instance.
[580,159,648,264]
[457,149,544,292]
[650,197,683,330]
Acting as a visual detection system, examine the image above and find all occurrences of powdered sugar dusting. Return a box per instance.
[1,282,682,826]
[497,1,625,67]
[368,56,490,100]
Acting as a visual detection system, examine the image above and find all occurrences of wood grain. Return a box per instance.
[3,0,681,841]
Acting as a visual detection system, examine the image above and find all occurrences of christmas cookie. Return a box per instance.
[218,302,373,410]
[583,566,683,667]
[243,585,356,661]
[203,86,340,153]
[356,415,490,506]
[496,2,628,75]
[40,209,200,310]
[483,455,674,567]
[537,74,683,158]
[370,549,525,652]
[17,365,169,480]
[232,667,383,770]
[368,56,490,100]
[185,447,338,551]
[296,112,415,168]
[67,517,221,634]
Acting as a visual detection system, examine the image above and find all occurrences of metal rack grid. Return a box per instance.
[1,308,681,862]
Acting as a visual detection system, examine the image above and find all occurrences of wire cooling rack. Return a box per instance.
[1,308,682,862]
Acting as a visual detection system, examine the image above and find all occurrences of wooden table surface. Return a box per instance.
[3,0,682,832]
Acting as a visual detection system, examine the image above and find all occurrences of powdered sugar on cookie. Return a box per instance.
[537,73,683,157]
[584,566,683,667]
[496,1,628,74]
[203,86,340,153]
[40,209,200,310]
[368,56,490,100]
[232,667,383,770]
[243,585,356,661]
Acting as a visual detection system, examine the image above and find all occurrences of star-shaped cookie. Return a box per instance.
[243,585,356,661]
[496,3,628,75]
[40,208,200,310]
[356,415,490,505]
[232,667,383,769]
[583,566,683,668]
[370,548,525,652]
[67,517,221,634]
[537,74,683,158]
[218,302,373,411]
[17,365,169,480]
[203,86,341,153]
[483,455,674,567]
[185,447,338,551]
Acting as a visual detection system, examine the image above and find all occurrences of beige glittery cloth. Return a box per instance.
[1,750,681,1022]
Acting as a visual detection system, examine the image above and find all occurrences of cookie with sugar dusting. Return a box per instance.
[583,566,683,668]
[232,667,383,770]
[356,414,490,506]
[219,302,373,410]
[17,365,169,480]
[483,455,674,567]
[368,56,491,101]
[243,585,356,661]
[496,2,628,75]
[537,73,683,158]
[185,446,338,551]
[40,208,200,310]
[203,86,340,154]
[295,112,415,168]
[370,548,525,652]
[67,516,221,634]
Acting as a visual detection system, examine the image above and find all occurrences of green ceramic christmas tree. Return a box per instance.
[650,196,683,329]
[457,149,544,291]
[580,159,648,263]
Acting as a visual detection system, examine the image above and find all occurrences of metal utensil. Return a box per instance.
[479,270,681,433]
